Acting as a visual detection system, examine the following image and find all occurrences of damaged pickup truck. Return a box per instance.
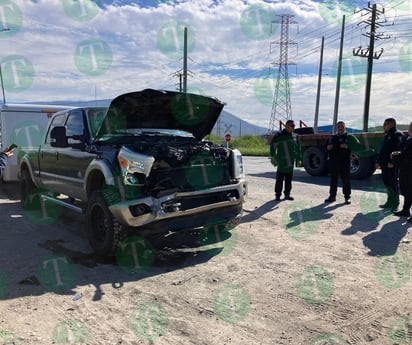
[18,89,247,256]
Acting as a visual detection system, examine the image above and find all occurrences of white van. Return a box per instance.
[0,104,71,182]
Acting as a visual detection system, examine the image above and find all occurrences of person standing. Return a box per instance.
[269,120,300,201]
[0,147,15,179]
[376,118,404,212]
[324,121,361,204]
[391,121,412,222]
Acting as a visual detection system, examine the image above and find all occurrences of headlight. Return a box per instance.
[230,149,244,179]
[117,146,155,184]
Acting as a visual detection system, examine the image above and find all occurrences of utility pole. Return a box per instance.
[314,36,324,133]
[333,15,345,133]
[176,27,189,93]
[353,2,389,132]
[183,27,188,93]
[268,14,297,133]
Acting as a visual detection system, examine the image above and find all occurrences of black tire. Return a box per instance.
[19,169,36,208]
[350,153,372,180]
[294,127,315,135]
[303,146,328,176]
[85,190,128,257]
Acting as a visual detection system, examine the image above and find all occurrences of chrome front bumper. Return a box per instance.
[109,179,247,228]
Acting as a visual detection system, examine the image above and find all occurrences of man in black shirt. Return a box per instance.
[324,121,361,204]
[376,118,404,212]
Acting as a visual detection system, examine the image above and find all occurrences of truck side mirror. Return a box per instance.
[50,126,68,147]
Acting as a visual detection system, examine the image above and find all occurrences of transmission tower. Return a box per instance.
[268,14,297,133]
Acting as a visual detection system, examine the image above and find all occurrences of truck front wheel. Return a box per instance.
[85,190,128,257]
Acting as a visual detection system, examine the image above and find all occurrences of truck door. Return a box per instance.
[39,113,67,189]
[54,110,95,200]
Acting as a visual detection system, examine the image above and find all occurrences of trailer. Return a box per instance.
[0,104,71,182]
[296,127,384,180]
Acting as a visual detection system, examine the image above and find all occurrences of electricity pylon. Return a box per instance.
[268,14,297,133]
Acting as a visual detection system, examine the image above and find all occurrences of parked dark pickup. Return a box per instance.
[18,89,247,256]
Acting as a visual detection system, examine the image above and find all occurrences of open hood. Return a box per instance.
[95,89,225,141]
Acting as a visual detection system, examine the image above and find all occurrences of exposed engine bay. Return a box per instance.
[119,136,234,197]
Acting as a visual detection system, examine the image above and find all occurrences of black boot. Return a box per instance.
[394,209,411,217]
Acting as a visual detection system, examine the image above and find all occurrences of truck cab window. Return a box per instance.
[46,114,66,143]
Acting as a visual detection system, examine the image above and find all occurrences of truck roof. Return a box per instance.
[1,103,72,113]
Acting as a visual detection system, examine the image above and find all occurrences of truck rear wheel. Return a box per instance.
[350,153,373,180]
[303,146,328,176]
[85,190,128,257]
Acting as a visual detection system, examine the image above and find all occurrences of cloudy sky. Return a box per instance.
[1,0,411,131]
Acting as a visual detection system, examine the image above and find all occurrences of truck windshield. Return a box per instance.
[86,108,108,137]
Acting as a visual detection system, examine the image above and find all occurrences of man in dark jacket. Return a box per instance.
[324,121,361,204]
[376,117,404,212]
[0,146,14,178]
[391,121,412,222]
[269,120,301,201]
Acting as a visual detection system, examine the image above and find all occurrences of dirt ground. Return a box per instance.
[0,156,411,345]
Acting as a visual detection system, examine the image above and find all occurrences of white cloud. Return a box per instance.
[1,0,411,130]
